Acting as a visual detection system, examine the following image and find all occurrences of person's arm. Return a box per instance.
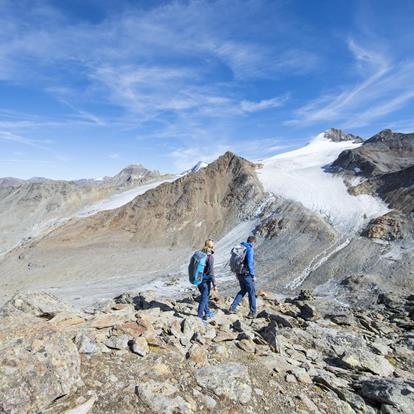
[246,247,255,277]
[208,255,217,288]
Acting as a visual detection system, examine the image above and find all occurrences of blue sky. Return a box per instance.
[1,0,413,179]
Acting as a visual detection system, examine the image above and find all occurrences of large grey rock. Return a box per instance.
[341,349,395,376]
[104,334,131,350]
[195,362,252,404]
[0,314,81,414]
[1,291,74,318]
[358,378,414,414]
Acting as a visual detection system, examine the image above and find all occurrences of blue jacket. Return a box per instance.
[241,242,255,277]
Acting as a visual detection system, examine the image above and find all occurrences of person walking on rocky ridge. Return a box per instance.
[229,235,257,318]
[197,239,217,322]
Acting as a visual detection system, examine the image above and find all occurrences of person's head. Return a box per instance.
[247,235,256,246]
[202,239,215,254]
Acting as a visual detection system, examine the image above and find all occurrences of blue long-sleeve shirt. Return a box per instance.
[241,241,255,277]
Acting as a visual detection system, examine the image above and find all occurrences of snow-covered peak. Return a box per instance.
[322,128,363,143]
[257,133,388,233]
[182,161,208,175]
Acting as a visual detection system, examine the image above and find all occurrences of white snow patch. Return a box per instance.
[257,133,390,233]
[77,178,178,217]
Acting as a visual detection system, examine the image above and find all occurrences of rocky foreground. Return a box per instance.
[1,287,414,414]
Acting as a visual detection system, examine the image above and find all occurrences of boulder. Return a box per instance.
[1,291,74,318]
[196,362,252,404]
[358,378,414,414]
[341,349,395,376]
[0,315,81,414]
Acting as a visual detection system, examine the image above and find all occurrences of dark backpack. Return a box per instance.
[188,250,208,285]
[229,245,247,274]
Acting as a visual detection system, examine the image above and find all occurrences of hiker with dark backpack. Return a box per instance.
[188,239,217,322]
[229,235,257,318]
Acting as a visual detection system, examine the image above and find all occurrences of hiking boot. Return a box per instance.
[247,311,257,319]
[228,307,237,315]
[199,317,208,326]
[205,311,216,319]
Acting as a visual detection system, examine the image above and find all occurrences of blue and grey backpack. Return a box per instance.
[188,250,208,285]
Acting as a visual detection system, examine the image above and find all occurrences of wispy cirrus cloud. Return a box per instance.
[287,38,414,128]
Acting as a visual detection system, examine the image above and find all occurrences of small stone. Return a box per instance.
[298,394,320,414]
[76,334,98,354]
[290,367,312,384]
[63,396,97,414]
[237,339,256,353]
[131,337,149,357]
[187,344,208,368]
[285,374,297,383]
[152,363,171,377]
[104,334,130,350]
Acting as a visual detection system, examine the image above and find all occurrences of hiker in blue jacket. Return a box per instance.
[229,235,257,318]
[198,239,217,321]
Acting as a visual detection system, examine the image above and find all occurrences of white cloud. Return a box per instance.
[240,96,288,113]
[287,38,414,128]
[169,145,230,171]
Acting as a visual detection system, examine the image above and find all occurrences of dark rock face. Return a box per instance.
[351,165,414,214]
[331,129,414,177]
[330,129,414,242]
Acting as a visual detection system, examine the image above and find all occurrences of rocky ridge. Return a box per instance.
[323,128,364,144]
[1,288,413,414]
[329,129,414,242]
[0,164,170,256]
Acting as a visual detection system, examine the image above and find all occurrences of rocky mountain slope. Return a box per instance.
[0,128,412,308]
[332,129,414,176]
[0,152,266,304]
[0,164,171,256]
[1,289,413,414]
[288,130,414,295]
[333,130,414,227]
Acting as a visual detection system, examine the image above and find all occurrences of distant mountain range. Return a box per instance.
[0,128,412,308]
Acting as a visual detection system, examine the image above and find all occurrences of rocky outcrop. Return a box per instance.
[0,311,81,413]
[350,165,414,214]
[0,164,170,256]
[362,211,404,241]
[330,129,414,244]
[21,152,265,249]
[331,129,414,177]
[324,128,364,143]
[1,289,414,413]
